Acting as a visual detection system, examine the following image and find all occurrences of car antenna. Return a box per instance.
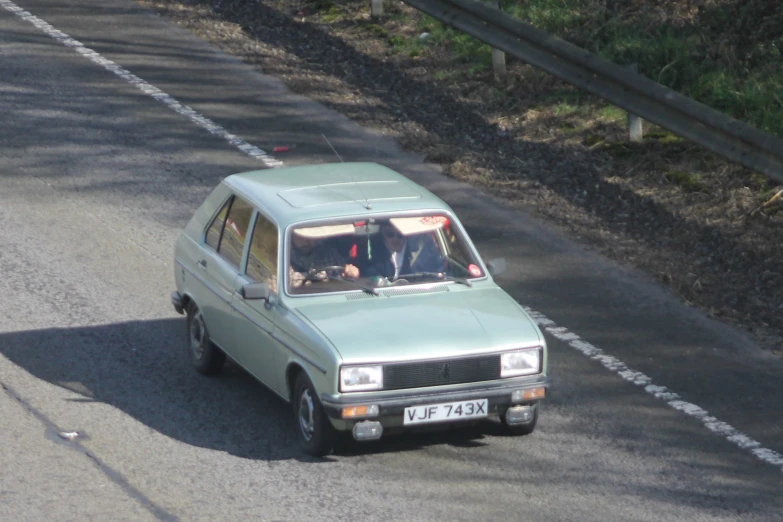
[322,133,344,163]
[321,133,371,210]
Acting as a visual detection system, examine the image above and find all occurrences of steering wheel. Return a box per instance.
[303,265,347,282]
[312,265,345,274]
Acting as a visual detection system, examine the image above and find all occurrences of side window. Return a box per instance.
[217,196,254,268]
[205,197,232,251]
[246,213,279,284]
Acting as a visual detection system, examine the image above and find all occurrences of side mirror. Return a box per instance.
[486,258,507,277]
[241,282,271,301]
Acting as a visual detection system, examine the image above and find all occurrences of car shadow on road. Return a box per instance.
[0,318,515,462]
[3,318,783,516]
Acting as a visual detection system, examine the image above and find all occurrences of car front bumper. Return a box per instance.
[320,375,550,434]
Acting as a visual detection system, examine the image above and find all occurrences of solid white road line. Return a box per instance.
[0,0,284,169]
[3,0,782,474]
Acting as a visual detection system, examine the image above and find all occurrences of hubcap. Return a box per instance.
[298,389,315,441]
[189,311,205,360]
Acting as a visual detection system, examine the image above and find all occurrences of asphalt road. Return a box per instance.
[1,0,782,520]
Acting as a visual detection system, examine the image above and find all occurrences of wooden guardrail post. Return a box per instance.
[492,49,506,79]
[371,0,384,17]
[491,1,506,78]
[627,64,644,142]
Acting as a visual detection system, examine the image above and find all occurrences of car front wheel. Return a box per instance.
[294,373,336,457]
[186,301,226,375]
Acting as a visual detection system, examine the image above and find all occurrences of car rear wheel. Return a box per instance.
[501,403,539,436]
[186,301,226,375]
[294,373,336,457]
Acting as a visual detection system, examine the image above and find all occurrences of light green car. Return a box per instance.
[172,162,550,456]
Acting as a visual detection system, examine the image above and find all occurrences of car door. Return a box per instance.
[198,194,254,355]
[230,210,284,391]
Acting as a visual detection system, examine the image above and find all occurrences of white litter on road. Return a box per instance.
[3,0,781,474]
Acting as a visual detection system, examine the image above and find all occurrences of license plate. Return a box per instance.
[403,399,488,426]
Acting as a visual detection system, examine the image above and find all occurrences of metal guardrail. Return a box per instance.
[401,0,783,184]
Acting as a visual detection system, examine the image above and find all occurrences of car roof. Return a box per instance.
[222,162,453,228]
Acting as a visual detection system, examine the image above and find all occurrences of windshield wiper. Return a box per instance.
[395,272,473,287]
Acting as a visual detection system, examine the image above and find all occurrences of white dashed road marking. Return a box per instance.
[3,0,782,474]
[524,307,783,472]
[0,0,284,169]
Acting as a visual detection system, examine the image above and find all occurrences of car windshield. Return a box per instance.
[286,214,485,295]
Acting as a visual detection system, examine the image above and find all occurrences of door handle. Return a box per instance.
[197,259,207,270]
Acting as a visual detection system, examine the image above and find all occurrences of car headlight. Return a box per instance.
[340,365,383,392]
[501,349,541,377]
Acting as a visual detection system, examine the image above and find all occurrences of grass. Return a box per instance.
[386,34,426,57]
[362,23,387,38]
[416,17,492,66]
[552,102,578,117]
[598,106,625,122]
[748,172,774,192]
[321,6,343,23]
[433,69,462,82]
[665,170,706,192]
[600,141,635,158]
[497,0,783,137]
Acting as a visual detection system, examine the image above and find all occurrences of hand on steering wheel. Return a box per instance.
[307,264,360,280]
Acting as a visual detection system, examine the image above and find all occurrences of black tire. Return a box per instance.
[501,403,539,436]
[186,301,226,375]
[293,372,336,457]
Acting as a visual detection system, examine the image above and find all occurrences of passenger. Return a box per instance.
[289,232,360,288]
[367,222,445,280]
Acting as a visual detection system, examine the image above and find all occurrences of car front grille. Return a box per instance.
[383,354,501,391]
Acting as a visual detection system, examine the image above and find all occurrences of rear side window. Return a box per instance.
[245,213,278,284]
[204,195,254,269]
[205,197,232,250]
[218,196,254,268]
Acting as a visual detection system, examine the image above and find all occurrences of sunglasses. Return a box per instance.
[381,228,403,239]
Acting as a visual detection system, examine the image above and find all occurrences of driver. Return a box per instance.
[289,232,360,288]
